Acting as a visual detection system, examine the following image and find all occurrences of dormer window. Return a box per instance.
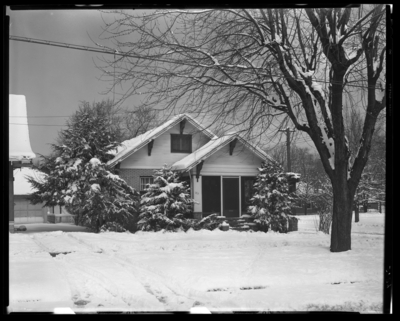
[171,134,192,153]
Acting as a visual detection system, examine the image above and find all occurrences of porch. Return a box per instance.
[191,175,256,219]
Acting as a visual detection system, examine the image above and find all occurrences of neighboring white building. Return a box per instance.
[9,94,36,231]
[108,113,276,218]
[13,167,48,224]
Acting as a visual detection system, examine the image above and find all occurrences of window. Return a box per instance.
[140,177,154,194]
[171,134,192,153]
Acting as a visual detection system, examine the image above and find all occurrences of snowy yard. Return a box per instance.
[9,212,385,313]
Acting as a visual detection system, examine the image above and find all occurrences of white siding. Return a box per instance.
[190,141,264,176]
[120,122,211,169]
[192,175,202,212]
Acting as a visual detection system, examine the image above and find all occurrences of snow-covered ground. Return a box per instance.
[9,213,385,313]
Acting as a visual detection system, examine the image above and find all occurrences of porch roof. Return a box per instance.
[171,133,276,172]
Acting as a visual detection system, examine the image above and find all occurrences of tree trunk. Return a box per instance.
[97,215,104,233]
[330,182,354,252]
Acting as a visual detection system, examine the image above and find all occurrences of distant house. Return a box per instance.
[13,167,74,224]
[13,167,48,224]
[107,113,277,218]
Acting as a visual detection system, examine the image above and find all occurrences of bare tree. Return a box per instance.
[343,104,386,221]
[120,104,159,140]
[54,100,158,147]
[96,6,387,252]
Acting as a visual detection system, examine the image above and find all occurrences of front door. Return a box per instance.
[202,176,221,216]
[223,177,239,217]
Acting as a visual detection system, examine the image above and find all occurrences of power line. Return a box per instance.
[10,35,383,90]
[10,123,67,127]
[10,35,118,56]
[10,115,71,118]
[9,111,153,118]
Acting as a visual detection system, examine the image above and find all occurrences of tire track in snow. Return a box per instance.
[67,233,215,311]
[31,234,165,311]
[29,235,96,308]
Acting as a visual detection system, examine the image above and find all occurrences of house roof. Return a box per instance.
[171,133,277,172]
[14,167,47,195]
[9,95,36,162]
[107,113,217,167]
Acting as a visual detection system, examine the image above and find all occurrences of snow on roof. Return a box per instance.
[171,135,233,171]
[107,113,217,167]
[13,167,47,195]
[9,95,36,162]
[171,133,276,172]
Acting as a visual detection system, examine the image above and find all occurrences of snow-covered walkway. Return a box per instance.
[9,213,385,313]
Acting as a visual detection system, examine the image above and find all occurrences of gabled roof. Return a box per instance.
[107,113,217,167]
[171,133,276,172]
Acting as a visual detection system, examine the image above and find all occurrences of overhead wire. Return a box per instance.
[10,122,68,127]
[9,35,383,90]
[10,35,380,145]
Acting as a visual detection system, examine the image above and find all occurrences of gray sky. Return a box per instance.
[8,8,140,156]
[8,7,317,158]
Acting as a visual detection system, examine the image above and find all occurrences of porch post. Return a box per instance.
[239,176,242,217]
[192,174,202,214]
[220,176,223,216]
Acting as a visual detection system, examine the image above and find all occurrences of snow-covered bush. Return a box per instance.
[193,213,222,231]
[100,222,127,233]
[193,214,221,231]
[137,165,195,232]
[247,162,295,233]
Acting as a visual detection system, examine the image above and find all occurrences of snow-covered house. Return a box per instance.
[107,114,276,218]
[13,167,74,224]
[13,167,48,224]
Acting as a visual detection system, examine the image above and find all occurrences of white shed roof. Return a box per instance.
[9,95,36,162]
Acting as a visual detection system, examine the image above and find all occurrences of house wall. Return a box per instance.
[14,195,47,224]
[120,122,211,169]
[189,140,264,176]
[189,141,267,217]
[191,175,202,213]
[118,168,156,191]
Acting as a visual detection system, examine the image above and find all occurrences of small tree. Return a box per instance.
[248,162,296,233]
[138,165,195,231]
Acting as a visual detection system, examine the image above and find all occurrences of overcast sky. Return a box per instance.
[8,8,141,157]
[7,7,316,158]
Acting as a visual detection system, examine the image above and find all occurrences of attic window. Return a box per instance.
[171,134,192,153]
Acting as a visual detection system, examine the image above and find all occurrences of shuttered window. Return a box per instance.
[171,134,192,153]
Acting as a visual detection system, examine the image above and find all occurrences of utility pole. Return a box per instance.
[278,128,296,172]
